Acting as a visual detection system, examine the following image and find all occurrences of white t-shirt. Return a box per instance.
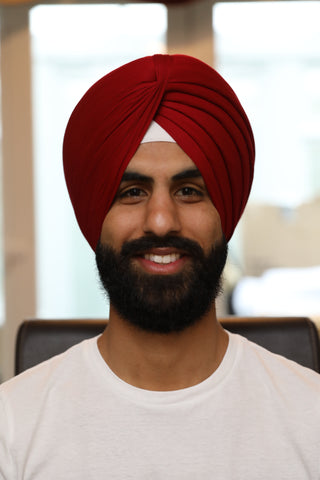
[1,332,320,479]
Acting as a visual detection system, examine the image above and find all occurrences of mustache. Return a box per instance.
[120,235,204,259]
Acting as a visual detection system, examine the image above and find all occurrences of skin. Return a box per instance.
[97,142,229,391]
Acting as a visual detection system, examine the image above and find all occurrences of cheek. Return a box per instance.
[100,210,122,246]
[100,207,143,247]
[182,206,222,246]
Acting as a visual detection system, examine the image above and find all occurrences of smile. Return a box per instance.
[144,253,181,264]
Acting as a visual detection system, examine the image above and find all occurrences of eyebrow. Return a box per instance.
[171,168,202,181]
[120,171,153,184]
[120,167,202,184]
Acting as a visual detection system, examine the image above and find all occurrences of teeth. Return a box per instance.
[144,253,180,264]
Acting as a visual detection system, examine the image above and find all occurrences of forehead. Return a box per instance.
[124,141,199,178]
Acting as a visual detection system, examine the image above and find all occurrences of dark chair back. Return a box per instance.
[15,317,320,375]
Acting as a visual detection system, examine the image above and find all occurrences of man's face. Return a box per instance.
[96,142,228,333]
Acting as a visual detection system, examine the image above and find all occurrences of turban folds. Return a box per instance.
[63,54,255,250]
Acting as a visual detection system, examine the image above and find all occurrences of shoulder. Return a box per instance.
[0,337,98,406]
[232,332,320,404]
[0,337,101,475]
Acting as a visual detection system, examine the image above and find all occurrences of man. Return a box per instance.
[1,54,320,479]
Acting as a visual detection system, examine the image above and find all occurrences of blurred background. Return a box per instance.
[1,0,320,380]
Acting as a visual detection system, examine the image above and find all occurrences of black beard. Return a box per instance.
[95,235,228,334]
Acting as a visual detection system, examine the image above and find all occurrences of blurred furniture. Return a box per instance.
[241,199,320,276]
[15,317,320,375]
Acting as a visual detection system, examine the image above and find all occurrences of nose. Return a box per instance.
[143,191,181,237]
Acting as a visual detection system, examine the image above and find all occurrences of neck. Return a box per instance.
[98,304,228,391]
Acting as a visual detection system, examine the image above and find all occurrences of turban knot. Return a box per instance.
[63,54,255,250]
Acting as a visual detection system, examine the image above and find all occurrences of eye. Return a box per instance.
[118,186,147,203]
[176,186,204,200]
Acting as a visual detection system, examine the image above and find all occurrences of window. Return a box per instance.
[214,1,320,207]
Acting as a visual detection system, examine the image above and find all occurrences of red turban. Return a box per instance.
[63,54,255,250]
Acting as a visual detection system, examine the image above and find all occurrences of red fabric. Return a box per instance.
[63,54,255,250]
